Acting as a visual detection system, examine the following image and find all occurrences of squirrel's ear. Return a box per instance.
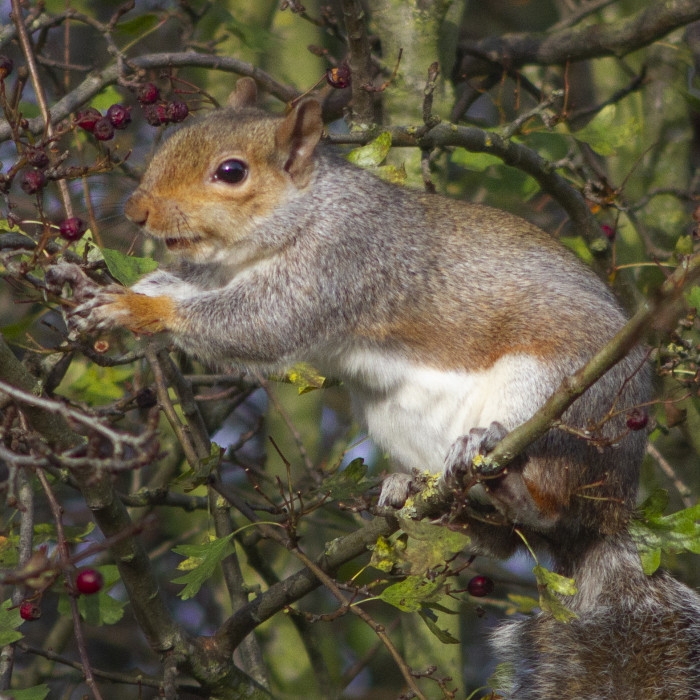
[275,99,323,187]
[227,78,258,110]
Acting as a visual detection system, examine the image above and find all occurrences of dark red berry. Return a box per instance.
[137,82,160,104]
[601,224,616,241]
[0,56,13,80]
[76,568,103,595]
[76,107,102,132]
[326,63,351,89]
[467,575,494,598]
[106,103,131,130]
[25,146,49,168]
[626,408,648,431]
[167,101,189,123]
[92,117,115,141]
[20,169,46,194]
[143,103,171,126]
[59,217,87,242]
[135,386,158,409]
[19,601,40,621]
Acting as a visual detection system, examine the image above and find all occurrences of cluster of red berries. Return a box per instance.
[136,82,189,126]
[76,103,131,141]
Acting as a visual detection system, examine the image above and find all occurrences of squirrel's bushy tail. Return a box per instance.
[491,533,700,700]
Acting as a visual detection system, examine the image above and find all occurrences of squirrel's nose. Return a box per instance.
[124,190,149,226]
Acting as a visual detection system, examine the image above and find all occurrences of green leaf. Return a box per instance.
[369,534,406,573]
[379,574,444,612]
[284,362,328,394]
[89,86,124,114]
[317,458,375,501]
[532,565,577,622]
[1,684,50,700]
[631,491,700,574]
[574,104,640,156]
[418,608,459,644]
[395,518,471,575]
[172,533,235,600]
[66,364,133,403]
[101,247,158,286]
[115,13,161,37]
[505,593,539,615]
[346,132,392,168]
[0,599,23,645]
[686,286,700,311]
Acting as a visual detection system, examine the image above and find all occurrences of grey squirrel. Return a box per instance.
[72,78,700,697]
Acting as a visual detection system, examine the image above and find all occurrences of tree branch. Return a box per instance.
[457,0,700,77]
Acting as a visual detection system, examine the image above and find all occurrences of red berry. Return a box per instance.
[467,575,494,597]
[59,216,87,242]
[92,117,115,141]
[76,568,103,595]
[601,224,616,240]
[626,408,648,431]
[0,56,13,80]
[76,107,102,132]
[143,103,170,126]
[25,146,49,168]
[19,601,40,621]
[106,103,131,129]
[137,82,160,104]
[326,63,351,89]
[167,101,189,123]
[20,169,46,194]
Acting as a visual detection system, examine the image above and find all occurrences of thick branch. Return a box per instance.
[458,0,700,76]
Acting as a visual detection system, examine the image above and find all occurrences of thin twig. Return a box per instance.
[36,469,104,700]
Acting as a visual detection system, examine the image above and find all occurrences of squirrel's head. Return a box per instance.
[124,77,323,263]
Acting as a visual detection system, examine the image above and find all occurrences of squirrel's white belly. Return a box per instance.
[332,349,557,474]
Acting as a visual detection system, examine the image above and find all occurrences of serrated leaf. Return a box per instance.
[346,132,392,168]
[172,534,235,600]
[101,247,158,286]
[317,458,374,501]
[574,104,640,156]
[418,608,459,644]
[532,565,577,622]
[0,599,23,645]
[379,575,444,612]
[285,362,327,394]
[533,565,578,597]
[1,684,50,700]
[395,518,471,574]
[630,494,700,573]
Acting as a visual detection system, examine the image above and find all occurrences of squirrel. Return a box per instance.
[70,78,700,697]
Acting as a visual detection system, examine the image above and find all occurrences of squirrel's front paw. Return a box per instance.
[69,286,130,336]
[445,422,509,485]
[377,472,415,508]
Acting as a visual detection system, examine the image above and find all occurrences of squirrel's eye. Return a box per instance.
[214,158,248,184]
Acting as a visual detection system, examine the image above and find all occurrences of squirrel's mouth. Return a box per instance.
[164,236,203,251]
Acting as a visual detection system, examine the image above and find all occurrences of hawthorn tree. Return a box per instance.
[1,1,700,698]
